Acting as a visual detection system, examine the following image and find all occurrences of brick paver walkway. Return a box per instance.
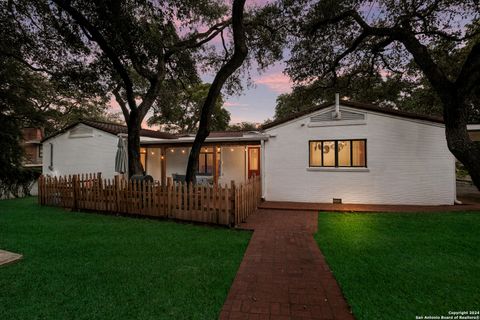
[220,209,354,320]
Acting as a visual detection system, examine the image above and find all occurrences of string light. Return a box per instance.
[170,149,174,153]
[230,148,234,152]
[216,147,221,152]
[181,149,185,154]
[161,155,164,160]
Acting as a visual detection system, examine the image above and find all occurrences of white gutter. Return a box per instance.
[140,135,269,144]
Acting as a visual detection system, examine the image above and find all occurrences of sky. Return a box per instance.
[202,61,292,124]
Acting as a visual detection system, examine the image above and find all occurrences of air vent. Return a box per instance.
[333,198,342,204]
[310,110,365,122]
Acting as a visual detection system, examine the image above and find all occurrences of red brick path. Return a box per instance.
[220,209,354,320]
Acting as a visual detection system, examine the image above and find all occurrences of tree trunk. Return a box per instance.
[127,109,144,177]
[185,0,248,184]
[442,97,480,191]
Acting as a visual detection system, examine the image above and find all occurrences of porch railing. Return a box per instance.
[38,173,261,227]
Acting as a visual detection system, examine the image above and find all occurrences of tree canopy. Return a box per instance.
[148,83,230,133]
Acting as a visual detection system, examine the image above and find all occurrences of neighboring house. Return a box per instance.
[468,124,480,141]
[21,128,44,168]
[42,100,457,205]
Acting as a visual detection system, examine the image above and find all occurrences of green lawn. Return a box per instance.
[316,212,480,320]
[0,197,250,320]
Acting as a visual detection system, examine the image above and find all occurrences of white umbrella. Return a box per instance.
[115,136,128,174]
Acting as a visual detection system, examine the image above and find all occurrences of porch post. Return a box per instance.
[161,146,166,186]
[213,145,219,185]
[260,139,266,199]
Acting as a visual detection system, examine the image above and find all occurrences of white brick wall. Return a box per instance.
[263,105,456,205]
[42,125,118,179]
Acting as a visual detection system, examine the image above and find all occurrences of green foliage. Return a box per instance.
[274,70,405,119]
[0,197,251,319]
[227,122,259,131]
[0,168,41,199]
[316,212,480,319]
[275,0,480,121]
[148,83,230,133]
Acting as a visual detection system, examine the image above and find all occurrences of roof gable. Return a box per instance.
[262,100,444,130]
[42,120,177,142]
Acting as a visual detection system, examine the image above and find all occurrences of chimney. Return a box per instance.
[333,93,341,119]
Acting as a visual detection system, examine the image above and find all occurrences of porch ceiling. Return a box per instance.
[140,141,261,148]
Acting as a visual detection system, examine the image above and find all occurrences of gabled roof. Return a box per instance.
[42,120,177,142]
[262,100,444,130]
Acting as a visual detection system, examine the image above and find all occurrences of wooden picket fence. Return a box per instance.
[38,173,261,227]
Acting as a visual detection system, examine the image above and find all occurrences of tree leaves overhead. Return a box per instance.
[148,82,230,133]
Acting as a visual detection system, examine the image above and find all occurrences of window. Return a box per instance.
[198,147,221,176]
[309,140,366,167]
[38,145,43,159]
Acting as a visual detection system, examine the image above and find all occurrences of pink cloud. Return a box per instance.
[255,72,292,94]
[224,101,249,107]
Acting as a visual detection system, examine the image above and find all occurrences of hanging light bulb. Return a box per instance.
[181,149,185,154]
[161,155,164,160]
[230,148,234,152]
[216,147,220,152]
[170,149,174,153]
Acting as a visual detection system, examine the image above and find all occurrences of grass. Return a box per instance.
[0,197,250,320]
[315,212,480,320]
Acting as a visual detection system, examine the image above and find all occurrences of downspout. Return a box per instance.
[261,139,266,200]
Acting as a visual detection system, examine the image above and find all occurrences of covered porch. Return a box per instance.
[139,132,267,187]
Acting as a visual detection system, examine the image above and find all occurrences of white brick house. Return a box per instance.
[42,100,456,205]
[262,100,455,205]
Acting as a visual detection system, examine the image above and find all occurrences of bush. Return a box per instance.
[0,167,41,198]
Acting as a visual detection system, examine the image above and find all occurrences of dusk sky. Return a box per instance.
[201,60,292,124]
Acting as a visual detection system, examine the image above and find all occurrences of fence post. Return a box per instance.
[230,180,236,227]
[72,175,78,211]
[167,177,172,218]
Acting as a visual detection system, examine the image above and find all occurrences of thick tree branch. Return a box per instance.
[185,0,248,183]
[395,30,453,94]
[324,31,369,77]
[52,0,137,110]
[112,86,130,122]
[165,19,231,59]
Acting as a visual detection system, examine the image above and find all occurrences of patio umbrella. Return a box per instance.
[115,136,128,174]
